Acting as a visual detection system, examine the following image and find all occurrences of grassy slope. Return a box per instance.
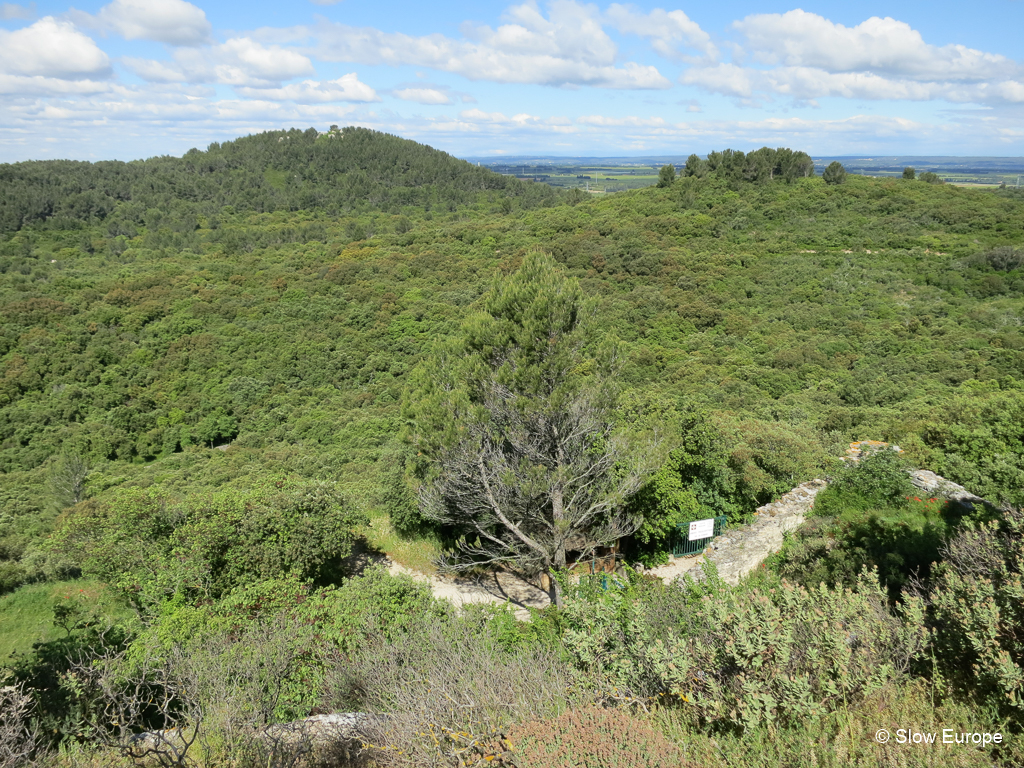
[0,578,131,659]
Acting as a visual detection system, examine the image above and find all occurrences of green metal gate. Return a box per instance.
[670,515,728,557]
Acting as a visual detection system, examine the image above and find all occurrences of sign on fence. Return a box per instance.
[688,518,715,541]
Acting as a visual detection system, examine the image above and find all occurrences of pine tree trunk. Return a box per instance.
[551,485,566,608]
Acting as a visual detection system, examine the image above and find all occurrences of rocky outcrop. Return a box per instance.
[130,714,377,767]
[909,469,993,513]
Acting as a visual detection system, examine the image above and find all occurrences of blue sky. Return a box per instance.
[1,0,1022,162]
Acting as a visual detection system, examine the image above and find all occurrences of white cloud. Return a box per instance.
[566,112,933,147]
[421,108,578,136]
[462,0,615,65]
[126,37,315,87]
[212,38,313,84]
[393,87,453,105]
[605,4,717,61]
[733,10,1017,82]
[0,17,111,79]
[1,2,34,20]
[237,74,379,103]
[681,64,1024,105]
[311,1,671,90]
[680,63,754,98]
[577,114,666,126]
[97,0,211,46]
[679,13,1024,107]
[121,56,187,83]
[0,74,110,95]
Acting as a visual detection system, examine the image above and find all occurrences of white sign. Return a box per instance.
[688,518,715,541]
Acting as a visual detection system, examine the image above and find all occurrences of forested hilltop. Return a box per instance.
[0,126,558,239]
[2,130,1024,767]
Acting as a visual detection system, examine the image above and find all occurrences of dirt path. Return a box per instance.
[387,560,550,619]
[642,553,706,581]
[387,552,713,617]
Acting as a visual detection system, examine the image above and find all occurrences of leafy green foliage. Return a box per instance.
[48,480,365,609]
[626,464,701,566]
[626,406,839,564]
[2,131,1023,768]
[557,567,928,731]
[773,499,964,600]
[776,450,979,598]
[815,449,917,515]
[0,127,559,239]
[326,564,449,651]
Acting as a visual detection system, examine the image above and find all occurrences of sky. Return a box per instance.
[1,0,1023,162]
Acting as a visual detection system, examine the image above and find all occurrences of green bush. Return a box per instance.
[647,572,928,730]
[558,567,927,731]
[822,162,847,185]
[815,448,916,516]
[326,564,450,651]
[773,497,963,599]
[47,479,366,610]
[929,506,1024,728]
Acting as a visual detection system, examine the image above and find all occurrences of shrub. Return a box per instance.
[47,480,366,610]
[64,611,330,767]
[773,497,961,599]
[972,246,1024,272]
[646,572,928,730]
[815,448,916,516]
[326,564,450,651]
[509,705,691,768]
[0,679,37,768]
[558,568,927,731]
[380,464,428,537]
[652,678,1014,767]
[928,506,1024,728]
[324,614,574,767]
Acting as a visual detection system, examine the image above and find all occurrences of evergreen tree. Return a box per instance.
[683,153,707,178]
[823,161,848,185]
[404,253,660,606]
[657,164,676,187]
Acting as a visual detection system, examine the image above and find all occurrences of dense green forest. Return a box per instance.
[2,128,1024,767]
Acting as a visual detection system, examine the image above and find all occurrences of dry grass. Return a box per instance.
[324,618,574,767]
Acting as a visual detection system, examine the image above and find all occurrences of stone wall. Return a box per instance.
[688,464,994,587]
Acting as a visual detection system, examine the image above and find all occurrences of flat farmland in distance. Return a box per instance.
[467,154,1024,191]
[813,156,1024,187]
[481,162,662,192]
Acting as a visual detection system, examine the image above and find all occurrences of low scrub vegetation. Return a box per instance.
[2,131,1023,765]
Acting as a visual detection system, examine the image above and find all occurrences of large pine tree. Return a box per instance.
[404,252,660,606]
